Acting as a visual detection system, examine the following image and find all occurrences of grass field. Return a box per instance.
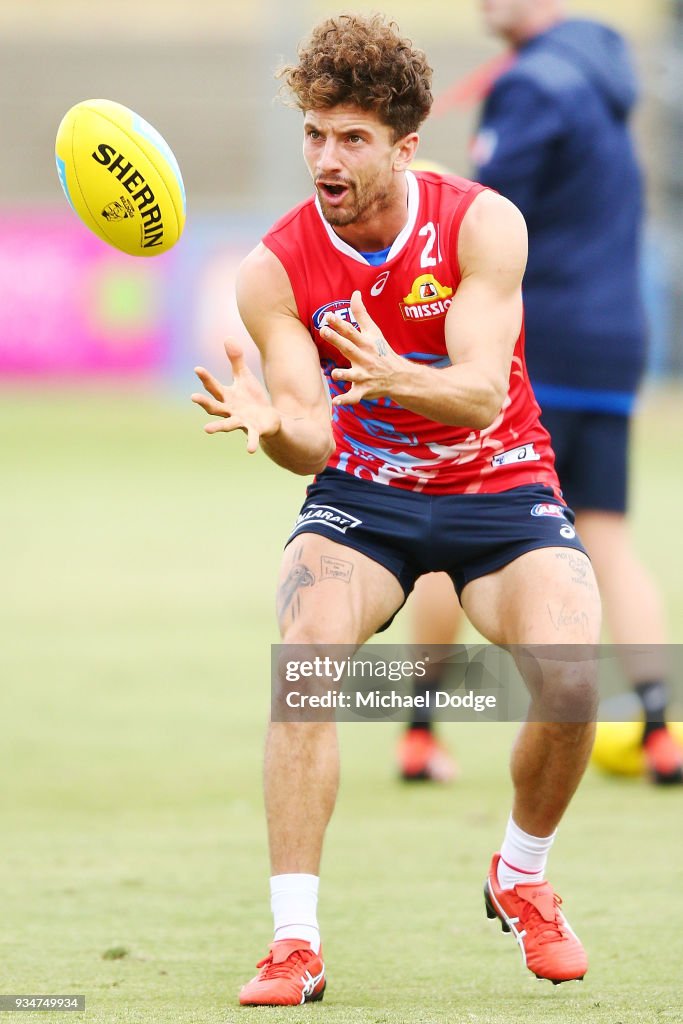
[2,386,683,1023]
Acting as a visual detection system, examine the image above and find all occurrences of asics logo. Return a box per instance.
[370,271,390,296]
[488,883,529,966]
[300,967,324,1002]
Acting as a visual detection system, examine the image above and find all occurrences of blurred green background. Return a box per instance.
[2,389,683,1022]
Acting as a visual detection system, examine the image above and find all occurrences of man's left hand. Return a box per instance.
[321,291,404,406]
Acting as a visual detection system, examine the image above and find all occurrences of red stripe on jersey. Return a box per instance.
[263,171,560,497]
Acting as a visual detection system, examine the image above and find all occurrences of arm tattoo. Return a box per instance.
[374,337,389,357]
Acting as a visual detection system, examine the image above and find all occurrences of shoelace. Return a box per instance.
[520,893,567,946]
[255,950,310,979]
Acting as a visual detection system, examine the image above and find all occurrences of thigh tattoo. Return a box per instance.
[277,545,356,628]
[277,545,316,625]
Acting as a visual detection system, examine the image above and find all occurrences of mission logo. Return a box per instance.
[399,274,453,321]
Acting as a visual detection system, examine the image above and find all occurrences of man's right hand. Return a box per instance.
[192,339,281,454]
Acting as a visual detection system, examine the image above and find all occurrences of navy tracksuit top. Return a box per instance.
[473,19,647,412]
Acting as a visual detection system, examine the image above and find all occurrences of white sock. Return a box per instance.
[497,815,556,890]
[270,874,320,953]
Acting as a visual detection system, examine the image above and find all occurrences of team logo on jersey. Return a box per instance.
[492,443,541,468]
[399,275,453,322]
[312,299,359,332]
[530,503,567,519]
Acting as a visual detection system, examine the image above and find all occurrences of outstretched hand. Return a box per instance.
[191,340,280,453]
[321,291,403,406]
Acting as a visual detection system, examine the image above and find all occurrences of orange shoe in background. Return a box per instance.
[397,727,459,783]
[238,939,326,1006]
[484,854,588,984]
[643,727,683,785]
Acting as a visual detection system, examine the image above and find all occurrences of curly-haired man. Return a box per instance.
[192,13,601,1005]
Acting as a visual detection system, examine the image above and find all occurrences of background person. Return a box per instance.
[403,0,683,786]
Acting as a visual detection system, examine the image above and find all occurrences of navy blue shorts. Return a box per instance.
[287,469,587,612]
[540,409,630,514]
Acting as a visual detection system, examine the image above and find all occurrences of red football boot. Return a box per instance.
[643,727,683,785]
[397,727,458,783]
[238,939,325,1006]
[484,854,587,984]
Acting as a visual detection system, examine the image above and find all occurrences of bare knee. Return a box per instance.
[518,650,599,722]
[271,635,348,724]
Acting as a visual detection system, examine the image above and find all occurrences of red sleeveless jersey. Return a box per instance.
[263,170,560,496]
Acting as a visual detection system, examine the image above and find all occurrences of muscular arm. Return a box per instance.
[389,190,526,427]
[236,244,335,475]
[323,190,527,429]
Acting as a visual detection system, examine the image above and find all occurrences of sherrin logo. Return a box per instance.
[400,274,453,322]
[91,143,165,247]
[312,300,359,332]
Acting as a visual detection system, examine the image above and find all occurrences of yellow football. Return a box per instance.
[55,99,185,257]
[591,720,683,777]
[591,720,646,777]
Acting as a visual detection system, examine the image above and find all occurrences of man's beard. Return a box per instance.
[318,177,391,227]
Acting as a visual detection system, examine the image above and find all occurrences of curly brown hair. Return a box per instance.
[277,13,433,140]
